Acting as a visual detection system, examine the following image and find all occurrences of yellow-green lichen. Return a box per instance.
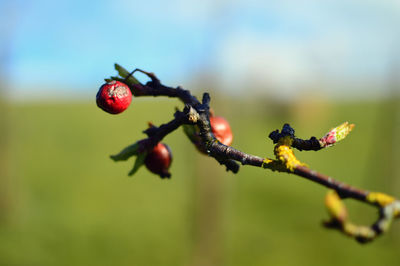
[366,192,395,207]
[263,136,307,173]
[325,190,348,223]
[273,136,305,172]
[262,158,288,172]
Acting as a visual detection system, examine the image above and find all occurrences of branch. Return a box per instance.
[106,64,399,243]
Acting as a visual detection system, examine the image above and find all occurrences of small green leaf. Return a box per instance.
[114,63,130,77]
[110,143,139,161]
[114,63,140,85]
[109,76,124,82]
[128,152,147,176]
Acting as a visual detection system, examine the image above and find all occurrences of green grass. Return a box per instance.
[0,97,399,266]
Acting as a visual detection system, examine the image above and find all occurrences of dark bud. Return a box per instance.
[268,130,280,143]
[281,123,295,137]
[269,124,295,143]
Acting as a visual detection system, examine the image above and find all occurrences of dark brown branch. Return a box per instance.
[138,109,190,153]
[108,66,399,243]
[294,165,369,201]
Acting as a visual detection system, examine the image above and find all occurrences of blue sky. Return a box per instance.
[2,0,400,99]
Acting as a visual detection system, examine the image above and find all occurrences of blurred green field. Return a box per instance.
[1,97,399,266]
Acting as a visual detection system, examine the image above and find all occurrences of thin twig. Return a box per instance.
[108,65,399,243]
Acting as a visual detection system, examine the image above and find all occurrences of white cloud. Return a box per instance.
[216,32,314,93]
[206,0,400,97]
[85,0,400,98]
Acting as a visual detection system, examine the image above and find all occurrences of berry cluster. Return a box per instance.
[96,79,233,178]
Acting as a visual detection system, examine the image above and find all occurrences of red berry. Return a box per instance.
[184,115,233,154]
[145,143,172,178]
[210,116,233,146]
[96,80,132,114]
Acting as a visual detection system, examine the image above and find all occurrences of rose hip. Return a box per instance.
[96,80,132,114]
[184,115,233,154]
[145,143,172,178]
[210,116,233,146]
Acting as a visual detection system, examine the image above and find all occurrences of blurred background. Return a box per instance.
[1,0,400,265]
